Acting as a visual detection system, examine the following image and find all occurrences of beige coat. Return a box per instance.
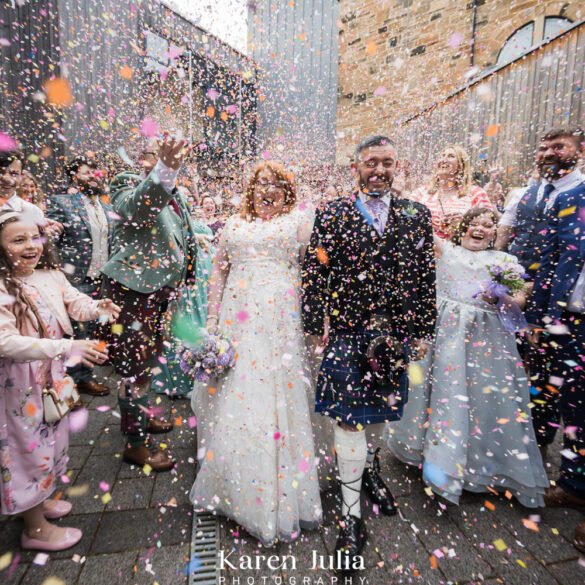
[0,269,100,361]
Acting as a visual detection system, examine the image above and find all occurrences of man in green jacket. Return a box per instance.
[102,135,198,471]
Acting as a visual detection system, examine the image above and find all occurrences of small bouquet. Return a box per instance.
[478,261,529,332]
[486,262,528,297]
[177,331,236,383]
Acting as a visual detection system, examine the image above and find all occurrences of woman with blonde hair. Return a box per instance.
[409,145,493,238]
[190,160,322,546]
[18,171,46,212]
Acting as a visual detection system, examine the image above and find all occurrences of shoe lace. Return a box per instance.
[339,475,362,517]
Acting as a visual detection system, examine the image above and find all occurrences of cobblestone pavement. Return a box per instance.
[1,367,584,585]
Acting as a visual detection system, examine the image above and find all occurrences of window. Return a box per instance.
[543,16,572,41]
[496,22,534,66]
[144,30,184,75]
[145,30,170,74]
[496,16,572,67]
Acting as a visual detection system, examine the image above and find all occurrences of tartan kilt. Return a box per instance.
[315,330,409,427]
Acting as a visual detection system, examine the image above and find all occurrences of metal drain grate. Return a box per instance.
[189,511,220,585]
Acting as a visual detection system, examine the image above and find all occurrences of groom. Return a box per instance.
[302,135,436,567]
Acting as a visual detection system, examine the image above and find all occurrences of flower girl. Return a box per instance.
[388,207,548,507]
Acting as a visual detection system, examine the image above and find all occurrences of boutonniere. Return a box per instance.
[401,204,419,218]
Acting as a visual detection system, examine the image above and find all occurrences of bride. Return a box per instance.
[190,161,322,546]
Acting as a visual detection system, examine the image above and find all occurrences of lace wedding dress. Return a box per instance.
[190,206,323,545]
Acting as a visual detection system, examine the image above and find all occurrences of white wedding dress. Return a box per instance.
[190,206,323,546]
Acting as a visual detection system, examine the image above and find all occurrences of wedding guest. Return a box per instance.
[0,210,118,551]
[191,161,322,546]
[200,194,224,236]
[484,180,506,213]
[409,145,493,238]
[498,128,583,275]
[497,128,584,453]
[526,128,585,552]
[1,150,50,229]
[47,156,114,397]
[388,207,548,507]
[18,170,46,212]
[100,135,199,471]
[151,187,214,398]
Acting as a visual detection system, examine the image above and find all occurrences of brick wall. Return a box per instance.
[336,0,583,163]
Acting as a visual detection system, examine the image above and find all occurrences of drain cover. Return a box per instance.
[190,511,220,584]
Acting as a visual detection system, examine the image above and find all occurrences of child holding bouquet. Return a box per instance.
[388,207,548,507]
[0,211,119,551]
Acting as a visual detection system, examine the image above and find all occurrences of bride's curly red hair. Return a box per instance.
[240,161,296,220]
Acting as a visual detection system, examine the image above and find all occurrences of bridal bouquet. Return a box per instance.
[176,331,236,383]
[478,261,529,332]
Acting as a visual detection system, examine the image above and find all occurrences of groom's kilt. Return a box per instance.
[315,329,409,426]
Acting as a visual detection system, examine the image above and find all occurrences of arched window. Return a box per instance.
[543,16,573,41]
[496,16,573,67]
[496,22,534,66]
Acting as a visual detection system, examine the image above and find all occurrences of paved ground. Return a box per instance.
[1,367,584,585]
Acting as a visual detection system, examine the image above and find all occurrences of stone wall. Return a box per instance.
[336,0,583,163]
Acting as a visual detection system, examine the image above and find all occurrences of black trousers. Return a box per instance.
[68,276,103,384]
[522,337,560,447]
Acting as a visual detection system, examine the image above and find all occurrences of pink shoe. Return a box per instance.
[21,527,83,551]
[43,500,73,520]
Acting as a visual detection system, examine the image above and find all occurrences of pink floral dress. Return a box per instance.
[0,282,69,515]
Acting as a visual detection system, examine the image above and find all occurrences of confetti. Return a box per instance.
[486,124,500,137]
[68,408,89,433]
[45,77,73,107]
[365,41,377,56]
[448,32,464,48]
[558,205,577,217]
[0,132,17,151]
[0,552,12,571]
[33,553,49,566]
[119,65,134,79]
[140,117,159,138]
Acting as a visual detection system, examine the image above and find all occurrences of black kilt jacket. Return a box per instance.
[301,193,437,425]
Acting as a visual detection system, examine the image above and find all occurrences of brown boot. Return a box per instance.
[544,485,585,508]
[146,417,174,434]
[574,520,585,553]
[77,380,110,396]
[122,444,175,472]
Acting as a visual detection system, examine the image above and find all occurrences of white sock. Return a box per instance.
[334,425,367,518]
